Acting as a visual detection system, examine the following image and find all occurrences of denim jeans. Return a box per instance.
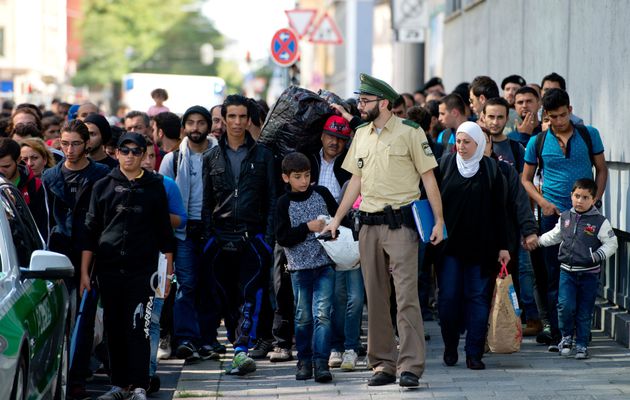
[291,265,335,363]
[558,270,599,347]
[149,297,164,376]
[541,214,561,336]
[518,245,540,320]
[173,237,218,345]
[437,255,493,358]
[330,268,364,352]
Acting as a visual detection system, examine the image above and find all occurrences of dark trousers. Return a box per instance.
[541,214,562,338]
[205,234,272,351]
[69,281,98,387]
[272,244,294,349]
[99,273,153,389]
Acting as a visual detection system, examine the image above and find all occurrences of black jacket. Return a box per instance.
[202,133,277,243]
[495,158,538,253]
[84,168,175,277]
[42,159,110,269]
[307,149,351,190]
[16,164,48,239]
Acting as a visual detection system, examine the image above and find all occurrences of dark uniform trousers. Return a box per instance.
[359,224,426,377]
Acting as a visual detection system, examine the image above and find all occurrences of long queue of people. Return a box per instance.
[0,70,617,400]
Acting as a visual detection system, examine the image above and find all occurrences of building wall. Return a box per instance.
[442,0,630,232]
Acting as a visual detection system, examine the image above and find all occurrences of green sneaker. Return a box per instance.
[225,352,256,375]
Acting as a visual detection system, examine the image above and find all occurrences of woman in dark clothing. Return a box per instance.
[437,121,511,370]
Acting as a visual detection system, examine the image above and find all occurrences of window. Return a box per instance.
[1,186,43,268]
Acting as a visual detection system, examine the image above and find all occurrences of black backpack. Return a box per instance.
[534,123,595,172]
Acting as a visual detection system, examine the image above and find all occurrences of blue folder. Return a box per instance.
[411,199,448,243]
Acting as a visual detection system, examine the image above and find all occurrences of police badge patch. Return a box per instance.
[357,158,364,169]
[422,142,433,156]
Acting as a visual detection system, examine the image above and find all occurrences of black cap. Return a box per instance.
[422,77,443,92]
[117,132,147,150]
[84,114,112,145]
[182,105,212,127]
[501,74,526,89]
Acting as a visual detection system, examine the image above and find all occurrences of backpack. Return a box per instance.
[507,139,524,173]
[441,129,456,155]
[172,149,181,178]
[534,123,595,172]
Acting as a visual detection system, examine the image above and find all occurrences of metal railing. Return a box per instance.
[600,229,630,310]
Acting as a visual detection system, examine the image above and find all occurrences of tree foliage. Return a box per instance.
[73,0,226,86]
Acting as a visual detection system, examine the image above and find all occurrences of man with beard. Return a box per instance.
[159,105,223,361]
[152,111,182,153]
[322,74,444,388]
[210,105,225,140]
[84,113,118,169]
[508,86,542,148]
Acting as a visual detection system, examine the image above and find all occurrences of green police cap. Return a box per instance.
[354,73,399,103]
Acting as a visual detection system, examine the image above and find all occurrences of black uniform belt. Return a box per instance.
[359,210,402,226]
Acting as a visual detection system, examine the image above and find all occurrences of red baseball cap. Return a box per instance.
[322,115,351,140]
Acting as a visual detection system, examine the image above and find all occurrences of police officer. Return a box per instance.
[323,74,444,387]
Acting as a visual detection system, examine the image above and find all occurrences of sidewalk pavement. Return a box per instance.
[165,320,630,400]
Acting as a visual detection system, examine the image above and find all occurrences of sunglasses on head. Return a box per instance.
[118,146,144,156]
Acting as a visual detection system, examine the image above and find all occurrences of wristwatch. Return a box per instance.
[595,199,602,209]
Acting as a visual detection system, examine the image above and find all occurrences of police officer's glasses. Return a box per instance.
[357,98,381,106]
[118,146,144,157]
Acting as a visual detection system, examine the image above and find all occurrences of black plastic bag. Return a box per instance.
[318,89,350,113]
[259,86,333,157]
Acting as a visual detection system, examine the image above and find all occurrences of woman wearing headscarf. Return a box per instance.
[436,121,510,370]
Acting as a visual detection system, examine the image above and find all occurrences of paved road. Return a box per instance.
[164,320,630,400]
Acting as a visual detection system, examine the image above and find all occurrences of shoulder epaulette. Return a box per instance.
[402,119,420,129]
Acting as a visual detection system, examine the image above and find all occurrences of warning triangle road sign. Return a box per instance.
[309,12,343,45]
[285,8,317,39]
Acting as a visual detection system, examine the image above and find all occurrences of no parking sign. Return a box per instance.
[270,28,299,67]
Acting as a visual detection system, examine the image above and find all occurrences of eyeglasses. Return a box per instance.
[60,141,85,148]
[118,146,144,157]
[357,98,381,106]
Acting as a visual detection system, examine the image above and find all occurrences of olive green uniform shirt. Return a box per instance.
[342,115,437,213]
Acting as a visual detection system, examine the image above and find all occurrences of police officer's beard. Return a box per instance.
[187,130,207,144]
[362,106,380,122]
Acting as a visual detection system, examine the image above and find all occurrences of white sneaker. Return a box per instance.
[97,386,129,400]
[328,351,342,368]
[157,335,171,360]
[340,349,358,371]
[129,388,147,400]
[558,336,573,357]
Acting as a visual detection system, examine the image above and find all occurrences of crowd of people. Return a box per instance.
[0,70,618,400]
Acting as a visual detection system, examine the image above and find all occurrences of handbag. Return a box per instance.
[487,262,522,353]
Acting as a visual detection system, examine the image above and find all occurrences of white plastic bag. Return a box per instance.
[317,225,360,271]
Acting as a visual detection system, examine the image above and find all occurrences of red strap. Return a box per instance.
[498,262,508,278]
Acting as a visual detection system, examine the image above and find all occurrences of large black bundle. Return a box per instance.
[318,88,350,113]
[259,86,333,157]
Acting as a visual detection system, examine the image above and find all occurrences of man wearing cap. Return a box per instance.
[323,73,444,387]
[501,74,526,134]
[84,113,118,169]
[81,132,175,400]
[159,105,223,361]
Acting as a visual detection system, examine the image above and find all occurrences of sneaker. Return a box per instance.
[340,350,358,371]
[129,387,147,400]
[249,338,274,359]
[96,386,129,400]
[210,340,227,354]
[558,336,573,356]
[536,322,553,345]
[147,375,160,394]
[198,344,220,360]
[575,346,589,359]
[225,352,256,375]
[269,347,293,362]
[157,335,171,360]
[328,351,342,368]
[176,340,199,360]
[314,361,333,383]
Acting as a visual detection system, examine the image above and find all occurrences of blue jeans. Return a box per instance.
[437,256,492,358]
[149,297,164,376]
[173,237,218,345]
[330,268,365,352]
[558,270,599,347]
[518,245,539,320]
[541,214,561,336]
[291,266,335,363]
